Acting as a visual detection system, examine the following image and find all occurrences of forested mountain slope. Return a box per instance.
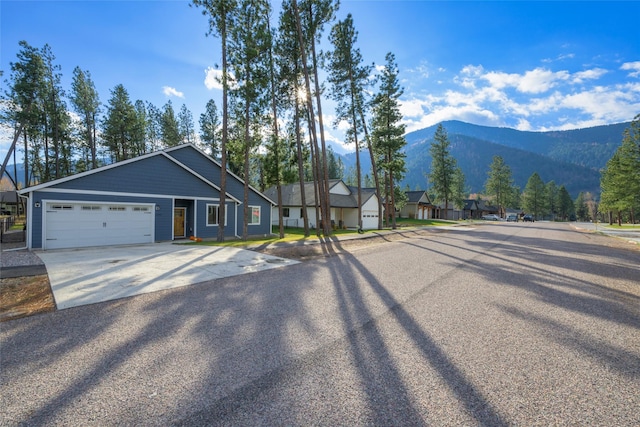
[343,120,630,197]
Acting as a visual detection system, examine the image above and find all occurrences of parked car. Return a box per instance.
[523,214,534,222]
[506,214,518,222]
[482,214,501,221]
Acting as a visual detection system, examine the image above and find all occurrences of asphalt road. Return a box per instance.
[1,222,639,426]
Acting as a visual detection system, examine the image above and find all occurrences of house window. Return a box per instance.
[81,205,102,211]
[248,206,260,225]
[282,208,290,218]
[51,204,73,210]
[300,208,304,218]
[207,204,227,226]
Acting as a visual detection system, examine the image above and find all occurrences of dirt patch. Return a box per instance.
[0,275,55,322]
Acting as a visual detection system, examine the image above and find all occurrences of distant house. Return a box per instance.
[400,190,437,219]
[476,200,500,217]
[436,203,464,220]
[462,199,482,220]
[18,144,275,250]
[264,179,382,230]
[0,191,22,215]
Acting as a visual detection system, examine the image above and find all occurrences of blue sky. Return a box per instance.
[1,0,639,159]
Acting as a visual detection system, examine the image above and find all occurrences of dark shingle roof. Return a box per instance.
[265,180,378,208]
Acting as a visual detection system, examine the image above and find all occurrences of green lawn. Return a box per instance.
[602,224,640,230]
[181,218,458,247]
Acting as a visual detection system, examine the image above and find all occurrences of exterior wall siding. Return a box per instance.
[169,146,273,237]
[195,200,238,239]
[50,155,220,199]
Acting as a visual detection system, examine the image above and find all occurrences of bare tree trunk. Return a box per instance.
[308,27,331,235]
[359,111,383,229]
[292,0,329,236]
[294,103,310,236]
[218,15,229,242]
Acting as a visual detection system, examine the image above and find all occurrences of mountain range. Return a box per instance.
[342,120,630,198]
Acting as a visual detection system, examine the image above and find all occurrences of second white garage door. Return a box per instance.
[44,201,154,250]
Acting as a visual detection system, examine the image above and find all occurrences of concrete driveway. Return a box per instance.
[36,243,299,310]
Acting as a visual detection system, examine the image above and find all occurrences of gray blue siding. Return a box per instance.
[23,144,274,249]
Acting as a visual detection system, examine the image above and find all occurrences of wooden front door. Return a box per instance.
[174,207,186,238]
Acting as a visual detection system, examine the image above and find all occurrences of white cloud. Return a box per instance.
[399,98,429,118]
[571,68,607,84]
[621,61,640,78]
[483,68,569,94]
[395,62,640,136]
[204,67,223,90]
[515,118,532,131]
[560,85,640,122]
[162,86,184,98]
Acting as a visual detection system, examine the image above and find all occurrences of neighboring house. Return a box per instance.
[462,199,482,220]
[264,179,382,230]
[436,203,464,220]
[18,144,275,250]
[0,191,22,215]
[476,200,500,217]
[400,190,436,220]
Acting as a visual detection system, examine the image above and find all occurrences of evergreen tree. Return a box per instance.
[199,99,221,157]
[145,102,163,152]
[546,180,559,220]
[371,52,406,229]
[522,172,546,220]
[1,41,46,185]
[102,84,137,162]
[277,1,310,236]
[327,13,371,230]
[229,0,271,240]
[558,185,574,221]
[575,192,589,221]
[41,44,72,180]
[485,155,514,218]
[429,124,457,219]
[192,0,237,242]
[452,166,467,213]
[292,0,338,236]
[600,114,640,224]
[161,100,182,147]
[178,104,196,144]
[70,66,100,170]
[132,100,148,156]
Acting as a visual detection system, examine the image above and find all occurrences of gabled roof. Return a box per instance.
[17,143,271,205]
[0,191,18,203]
[475,199,499,212]
[462,199,480,210]
[405,190,433,205]
[164,144,276,205]
[264,179,379,209]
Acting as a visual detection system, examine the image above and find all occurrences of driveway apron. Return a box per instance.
[36,243,298,309]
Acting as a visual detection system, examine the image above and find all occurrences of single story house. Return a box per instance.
[476,200,500,217]
[436,203,464,220]
[18,143,275,250]
[1,191,22,216]
[462,199,482,220]
[264,179,382,230]
[400,190,436,219]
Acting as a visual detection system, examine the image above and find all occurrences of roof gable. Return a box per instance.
[18,146,240,202]
[165,144,276,205]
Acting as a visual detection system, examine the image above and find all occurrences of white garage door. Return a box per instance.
[44,201,154,250]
